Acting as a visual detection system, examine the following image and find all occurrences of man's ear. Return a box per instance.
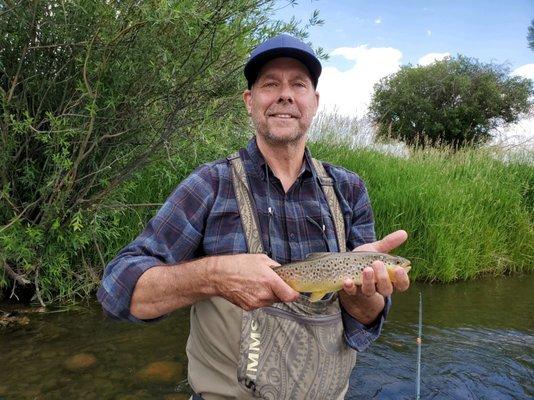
[243,90,252,115]
[313,90,320,115]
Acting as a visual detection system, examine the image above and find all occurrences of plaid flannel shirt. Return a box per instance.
[97,137,391,351]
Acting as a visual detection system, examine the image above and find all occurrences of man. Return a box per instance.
[98,34,410,400]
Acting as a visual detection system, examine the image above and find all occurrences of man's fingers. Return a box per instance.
[372,261,393,297]
[342,278,358,296]
[360,267,376,296]
[271,277,300,303]
[373,230,408,253]
[262,254,281,268]
[394,267,410,292]
[266,257,297,302]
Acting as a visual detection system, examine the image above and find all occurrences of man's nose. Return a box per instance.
[277,84,294,103]
[277,93,294,103]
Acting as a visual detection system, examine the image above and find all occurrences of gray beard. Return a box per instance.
[265,132,304,146]
[261,129,306,146]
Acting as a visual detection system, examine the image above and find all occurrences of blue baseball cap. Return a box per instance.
[244,34,322,89]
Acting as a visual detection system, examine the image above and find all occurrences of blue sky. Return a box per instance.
[272,0,534,142]
[274,0,533,70]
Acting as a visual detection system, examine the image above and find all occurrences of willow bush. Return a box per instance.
[0,0,315,303]
[96,118,252,274]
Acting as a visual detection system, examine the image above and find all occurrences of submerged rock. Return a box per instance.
[64,353,97,371]
[0,305,47,329]
[136,361,183,383]
[0,314,30,328]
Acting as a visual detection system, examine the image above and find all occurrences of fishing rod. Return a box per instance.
[416,291,423,400]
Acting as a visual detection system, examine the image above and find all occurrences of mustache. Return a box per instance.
[266,108,300,117]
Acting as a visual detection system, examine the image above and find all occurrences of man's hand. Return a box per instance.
[130,253,299,320]
[339,230,410,324]
[211,253,300,311]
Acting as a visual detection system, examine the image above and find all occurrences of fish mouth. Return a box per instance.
[387,261,412,282]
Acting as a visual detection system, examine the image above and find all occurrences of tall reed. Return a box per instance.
[311,141,533,281]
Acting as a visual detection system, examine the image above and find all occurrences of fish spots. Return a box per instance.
[274,252,411,289]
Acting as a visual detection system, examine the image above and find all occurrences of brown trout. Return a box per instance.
[273,251,411,302]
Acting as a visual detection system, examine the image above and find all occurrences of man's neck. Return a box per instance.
[255,135,307,192]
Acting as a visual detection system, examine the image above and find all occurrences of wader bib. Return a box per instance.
[187,153,357,400]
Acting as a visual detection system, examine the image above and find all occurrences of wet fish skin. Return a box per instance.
[273,251,411,302]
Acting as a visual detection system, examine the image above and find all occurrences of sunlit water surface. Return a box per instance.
[1,275,533,399]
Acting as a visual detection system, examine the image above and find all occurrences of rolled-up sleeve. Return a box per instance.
[341,296,391,351]
[97,164,216,322]
[97,249,165,322]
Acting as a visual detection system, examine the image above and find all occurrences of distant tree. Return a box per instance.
[528,19,534,50]
[369,55,533,148]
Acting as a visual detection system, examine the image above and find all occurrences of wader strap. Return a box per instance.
[311,158,347,252]
[227,152,265,253]
[228,152,346,254]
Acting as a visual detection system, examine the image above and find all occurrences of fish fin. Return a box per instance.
[309,291,329,302]
[305,252,330,260]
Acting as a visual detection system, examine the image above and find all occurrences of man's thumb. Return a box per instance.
[272,278,299,303]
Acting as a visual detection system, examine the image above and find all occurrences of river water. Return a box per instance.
[1,275,533,399]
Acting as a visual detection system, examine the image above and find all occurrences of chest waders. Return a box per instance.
[227,152,357,400]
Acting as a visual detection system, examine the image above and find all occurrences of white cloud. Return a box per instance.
[492,116,534,147]
[512,64,534,80]
[418,52,450,66]
[317,45,403,117]
[496,63,534,146]
[374,18,381,24]
[316,50,533,146]
[427,30,432,36]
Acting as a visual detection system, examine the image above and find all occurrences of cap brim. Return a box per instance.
[244,47,321,89]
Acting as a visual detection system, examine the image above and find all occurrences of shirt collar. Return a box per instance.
[244,136,314,181]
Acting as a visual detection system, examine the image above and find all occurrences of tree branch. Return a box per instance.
[1,262,31,286]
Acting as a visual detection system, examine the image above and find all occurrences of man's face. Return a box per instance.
[243,57,319,145]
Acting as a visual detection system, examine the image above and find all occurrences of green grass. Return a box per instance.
[310,141,533,282]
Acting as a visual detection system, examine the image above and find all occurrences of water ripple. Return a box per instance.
[348,326,534,399]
